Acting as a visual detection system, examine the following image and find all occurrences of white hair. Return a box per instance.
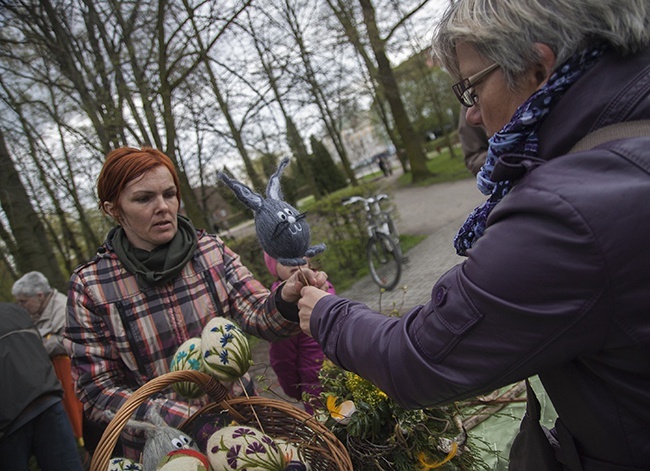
[12,271,51,297]
[433,0,650,88]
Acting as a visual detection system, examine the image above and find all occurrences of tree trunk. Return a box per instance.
[326,0,414,176]
[0,129,67,291]
[182,0,264,191]
[358,0,432,182]
[283,0,358,186]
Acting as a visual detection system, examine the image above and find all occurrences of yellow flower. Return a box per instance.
[326,395,356,424]
[345,372,388,407]
[417,442,458,470]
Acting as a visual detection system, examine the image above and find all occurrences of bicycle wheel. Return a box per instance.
[366,232,402,290]
[383,215,403,259]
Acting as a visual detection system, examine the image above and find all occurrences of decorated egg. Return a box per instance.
[206,425,284,471]
[108,457,143,471]
[201,318,252,382]
[275,439,311,471]
[170,337,205,399]
[156,449,212,471]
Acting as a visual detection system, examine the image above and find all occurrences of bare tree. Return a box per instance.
[245,8,321,197]
[0,128,67,290]
[326,0,433,182]
[181,0,265,190]
[272,0,359,185]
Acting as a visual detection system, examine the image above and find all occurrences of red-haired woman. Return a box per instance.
[64,147,325,459]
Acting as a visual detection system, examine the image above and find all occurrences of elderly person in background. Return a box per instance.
[298,0,650,469]
[13,271,68,357]
[64,147,326,459]
[13,271,86,452]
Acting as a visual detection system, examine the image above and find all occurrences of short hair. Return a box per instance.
[97,147,182,215]
[433,0,650,88]
[12,271,51,297]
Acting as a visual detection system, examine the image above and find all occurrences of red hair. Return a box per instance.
[97,147,181,214]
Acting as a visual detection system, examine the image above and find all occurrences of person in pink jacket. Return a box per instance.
[264,252,333,414]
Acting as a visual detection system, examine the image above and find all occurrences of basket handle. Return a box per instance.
[89,370,229,471]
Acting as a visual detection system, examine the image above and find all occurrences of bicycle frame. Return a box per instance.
[343,194,402,290]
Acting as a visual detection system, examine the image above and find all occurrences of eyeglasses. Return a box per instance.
[452,63,500,107]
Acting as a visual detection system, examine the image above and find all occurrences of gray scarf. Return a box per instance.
[111,215,198,288]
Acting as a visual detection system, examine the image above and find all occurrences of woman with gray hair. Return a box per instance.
[297,0,650,469]
[12,271,68,357]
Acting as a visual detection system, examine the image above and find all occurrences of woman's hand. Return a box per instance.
[298,286,331,337]
[280,267,329,304]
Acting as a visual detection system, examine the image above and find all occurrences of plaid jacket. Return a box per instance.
[64,230,299,435]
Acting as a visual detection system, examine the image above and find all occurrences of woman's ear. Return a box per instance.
[532,43,557,88]
[103,201,120,223]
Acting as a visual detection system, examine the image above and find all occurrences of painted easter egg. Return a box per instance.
[169,337,205,399]
[156,449,211,471]
[108,457,143,471]
[206,425,284,471]
[201,317,251,382]
[275,439,311,471]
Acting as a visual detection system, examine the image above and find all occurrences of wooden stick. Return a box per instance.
[462,381,527,431]
[238,378,266,434]
[297,265,310,286]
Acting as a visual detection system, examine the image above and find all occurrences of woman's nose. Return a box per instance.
[154,195,170,211]
[465,105,483,128]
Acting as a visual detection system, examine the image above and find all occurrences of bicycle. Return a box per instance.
[343,194,404,290]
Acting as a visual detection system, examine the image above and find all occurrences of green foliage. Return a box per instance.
[397,145,474,187]
[299,183,383,292]
[226,234,276,289]
[259,152,279,181]
[308,136,348,194]
[317,361,487,470]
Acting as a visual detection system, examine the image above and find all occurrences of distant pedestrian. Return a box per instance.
[0,302,83,470]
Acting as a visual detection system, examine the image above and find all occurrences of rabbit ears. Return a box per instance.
[217,157,290,211]
[266,157,290,201]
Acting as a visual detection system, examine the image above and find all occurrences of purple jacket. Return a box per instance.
[311,46,650,468]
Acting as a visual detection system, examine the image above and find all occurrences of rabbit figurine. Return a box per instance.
[218,158,325,266]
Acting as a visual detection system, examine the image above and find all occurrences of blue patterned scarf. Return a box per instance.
[454,44,608,256]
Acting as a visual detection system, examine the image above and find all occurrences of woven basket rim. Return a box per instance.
[88,370,353,471]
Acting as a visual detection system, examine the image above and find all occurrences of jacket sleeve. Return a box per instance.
[64,272,200,428]
[310,184,609,409]
[43,291,68,357]
[219,241,301,340]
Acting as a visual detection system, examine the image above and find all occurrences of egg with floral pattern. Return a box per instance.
[201,318,252,382]
[275,439,311,471]
[170,338,205,398]
[206,425,284,470]
[108,457,143,471]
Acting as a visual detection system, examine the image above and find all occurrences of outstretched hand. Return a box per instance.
[298,286,331,337]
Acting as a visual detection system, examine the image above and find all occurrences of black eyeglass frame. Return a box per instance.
[452,63,500,107]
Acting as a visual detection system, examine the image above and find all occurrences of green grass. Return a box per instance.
[397,145,474,187]
[329,233,426,293]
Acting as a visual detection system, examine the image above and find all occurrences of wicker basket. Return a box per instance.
[89,370,352,471]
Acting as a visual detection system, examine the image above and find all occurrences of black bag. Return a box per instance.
[508,379,563,471]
